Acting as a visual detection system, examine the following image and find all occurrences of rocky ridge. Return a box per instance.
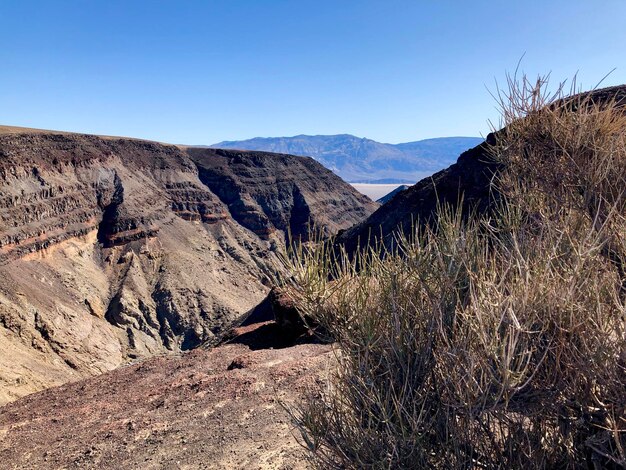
[336,137,498,253]
[337,85,626,253]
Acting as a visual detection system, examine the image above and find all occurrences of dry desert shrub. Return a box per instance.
[281,76,626,469]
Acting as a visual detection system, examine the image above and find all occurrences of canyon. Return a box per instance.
[0,126,376,405]
[2,85,625,469]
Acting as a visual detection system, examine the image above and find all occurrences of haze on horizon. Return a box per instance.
[1,0,625,145]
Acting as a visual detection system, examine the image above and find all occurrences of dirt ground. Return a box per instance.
[0,321,333,469]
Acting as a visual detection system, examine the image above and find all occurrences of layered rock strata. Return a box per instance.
[0,128,376,404]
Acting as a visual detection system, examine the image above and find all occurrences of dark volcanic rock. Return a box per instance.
[233,287,316,348]
[268,287,305,334]
[336,136,500,253]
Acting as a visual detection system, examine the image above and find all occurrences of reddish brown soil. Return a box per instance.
[0,322,332,469]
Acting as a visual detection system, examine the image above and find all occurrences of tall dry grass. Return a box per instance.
[280,76,626,469]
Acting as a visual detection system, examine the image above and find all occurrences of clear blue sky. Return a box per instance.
[1,1,625,144]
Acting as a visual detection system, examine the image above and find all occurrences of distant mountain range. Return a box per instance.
[212,134,484,183]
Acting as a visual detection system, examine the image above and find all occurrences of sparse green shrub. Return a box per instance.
[281,76,626,469]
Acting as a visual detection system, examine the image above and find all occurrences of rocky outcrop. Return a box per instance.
[0,128,376,404]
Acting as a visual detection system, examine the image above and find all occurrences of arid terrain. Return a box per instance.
[0,120,498,468]
[0,319,332,469]
[0,125,376,405]
[339,85,626,253]
[2,1,623,467]
[2,85,624,469]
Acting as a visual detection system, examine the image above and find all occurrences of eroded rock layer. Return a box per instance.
[0,128,377,404]
[188,147,376,241]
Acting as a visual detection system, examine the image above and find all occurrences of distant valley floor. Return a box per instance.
[351,183,410,201]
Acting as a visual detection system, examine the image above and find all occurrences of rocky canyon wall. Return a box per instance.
[0,129,377,404]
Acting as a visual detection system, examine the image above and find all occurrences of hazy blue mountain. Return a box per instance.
[211,134,483,183]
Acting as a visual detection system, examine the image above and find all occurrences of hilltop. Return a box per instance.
[0,319,331,469]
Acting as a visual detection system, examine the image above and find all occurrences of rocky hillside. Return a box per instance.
[0,127,376,405]
[212,134,483,183]
[186,147,376,241]
[337,85,626,253]
[336,138,498,253]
